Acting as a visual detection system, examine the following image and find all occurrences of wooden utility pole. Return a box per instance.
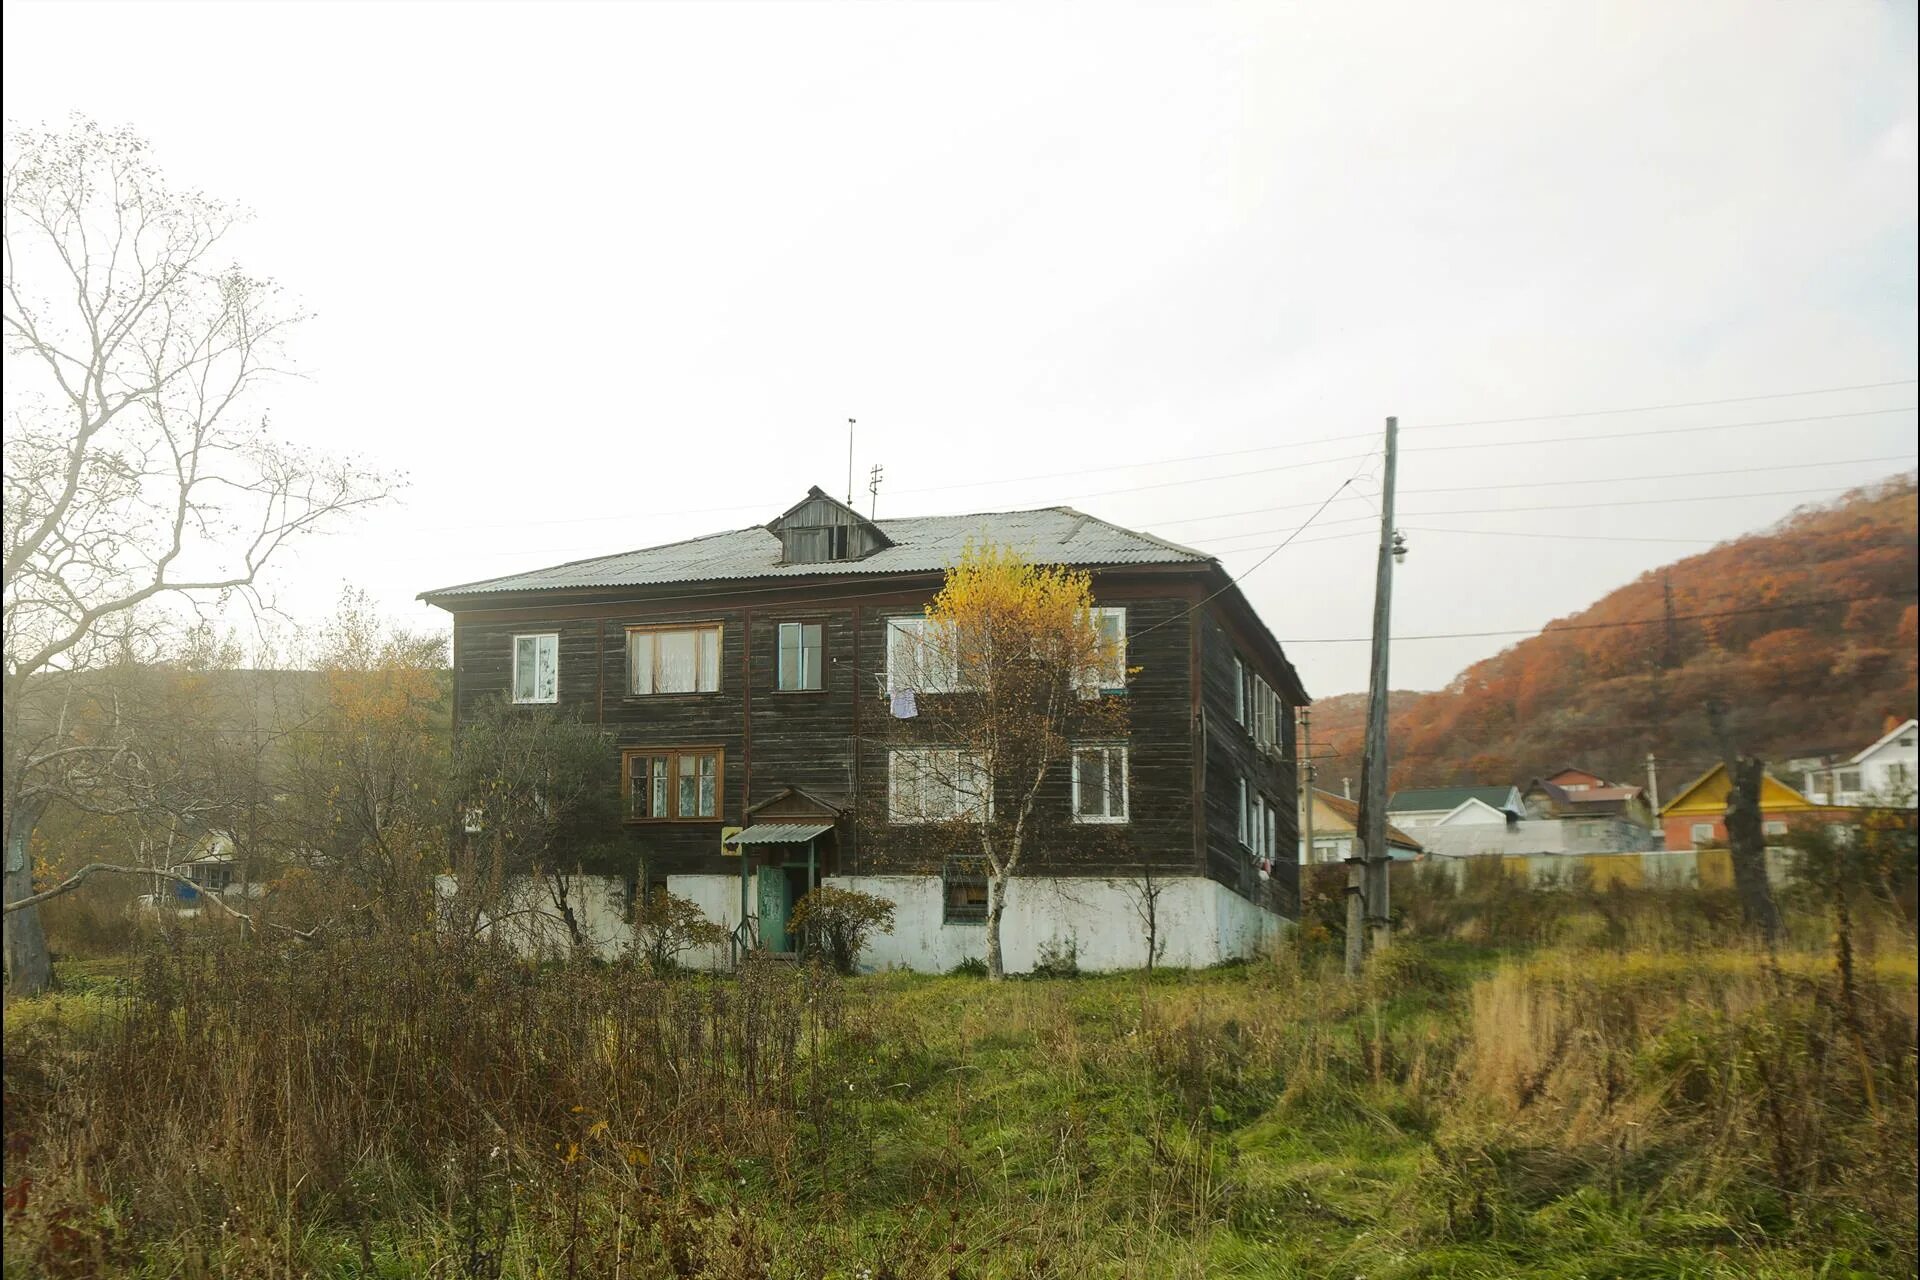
[1350,415,1401,976]
[1299,708,1315,865]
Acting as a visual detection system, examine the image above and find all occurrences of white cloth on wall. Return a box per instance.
[890,689,918,719]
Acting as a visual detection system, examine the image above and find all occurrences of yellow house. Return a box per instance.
[1657,762,1834,850]
[1301,788,1424,864]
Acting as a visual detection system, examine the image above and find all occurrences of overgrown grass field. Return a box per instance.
[4,882,1916,1278]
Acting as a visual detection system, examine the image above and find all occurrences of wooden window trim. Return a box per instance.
[624,623,724,699]
[620,745,725,823]
[774,617,827,693]
[942,857,990,924]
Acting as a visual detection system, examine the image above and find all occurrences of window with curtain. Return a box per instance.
[623,748,722,821]
[889,748,989,822]
[885,617,959,693]
[627,624,722,695]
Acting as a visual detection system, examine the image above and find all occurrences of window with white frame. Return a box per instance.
[1690,822,1716,846]
[1237,778,1249,845]
[1247,676,1284,751]
[628,625,722,695]
[1232,657,1246,725]
[1071,745,1129,823]
[777,621,823,691]
[885,617,960,694]
[1082,607,1127,691]
[1763,820,1788,837]
[888,748,989,822]
[512,633,559,704]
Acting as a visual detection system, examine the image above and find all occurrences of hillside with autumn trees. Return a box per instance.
[1317,473,1920,793]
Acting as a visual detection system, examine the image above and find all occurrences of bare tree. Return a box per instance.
[1111,862,1168,972]
[450,700,621,954]
[4,118,388,993]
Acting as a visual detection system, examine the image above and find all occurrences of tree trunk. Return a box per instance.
[1725,756,1782,944]
[4,805,54,996]
[985,876,1007,981]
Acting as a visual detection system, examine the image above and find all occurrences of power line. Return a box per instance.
[1195,482,1895,551]
[1400,525,1721,547]
[1403,406,1913,454]
[1150,454,1917,530]
[405,392,1916,537]
[1126,460,1375,643]
[1402,378,1918,431]
[1279,588,1917,644]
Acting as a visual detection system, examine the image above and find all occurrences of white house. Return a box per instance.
[1802,717,1918,808]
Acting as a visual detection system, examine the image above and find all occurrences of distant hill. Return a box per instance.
[1318,473,1919,794]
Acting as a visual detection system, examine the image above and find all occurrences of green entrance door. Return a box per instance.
[757,866,793,953]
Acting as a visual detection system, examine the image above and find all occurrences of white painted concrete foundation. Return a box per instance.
[440,871,1287,973]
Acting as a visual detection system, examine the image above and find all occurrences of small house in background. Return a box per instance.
[1656,763,1856,850]
[1519,766,1660,851]
[1300,788,1422,863]
[1801,716,1918,808]
[1384,785,1524,831]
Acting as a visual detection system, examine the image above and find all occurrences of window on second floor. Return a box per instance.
[628,624,722,696]
[777,621,824,691]
[1080,607,1127,692]
[623,748,722,821]
[1071,745,1129,823]
[886,617,959,694]
[512,633,559,704]
[889,747,989,822]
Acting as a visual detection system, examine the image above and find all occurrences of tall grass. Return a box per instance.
[4,887,1916,1278]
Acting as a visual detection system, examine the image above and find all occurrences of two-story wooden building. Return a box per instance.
[420,488,1308,971]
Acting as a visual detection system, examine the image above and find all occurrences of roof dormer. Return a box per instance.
[766,486,892,565]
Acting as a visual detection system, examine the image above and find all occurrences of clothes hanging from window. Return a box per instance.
[890,688,918,719]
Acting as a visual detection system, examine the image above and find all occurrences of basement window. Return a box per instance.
[942,859,989,924]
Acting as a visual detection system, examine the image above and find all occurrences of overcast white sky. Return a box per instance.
[5,1,1916,696]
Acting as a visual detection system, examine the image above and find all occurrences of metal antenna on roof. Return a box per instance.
[867,463,885,519]
[846,419,856,506]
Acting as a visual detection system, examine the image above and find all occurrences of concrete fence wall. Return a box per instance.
[1401,847,1805,892]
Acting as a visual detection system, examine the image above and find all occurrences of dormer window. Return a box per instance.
[768,486,893,566]
[786,524,850,563]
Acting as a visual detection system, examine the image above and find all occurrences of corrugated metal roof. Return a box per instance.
[420,505,1211,599]
[731,822,835,845]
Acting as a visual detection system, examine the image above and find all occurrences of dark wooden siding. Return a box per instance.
[447,570,1297,915]
[849,590,1201,880]
[1199,610,1300,918]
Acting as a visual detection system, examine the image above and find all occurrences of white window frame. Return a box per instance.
[888,747,989,823]
[1070,744,1130,824]
[511,633,559,704]
[1232,657,1246,725]
[1237,778,1250,847]
[1763,819,1788,837]
[1690,822,1716,847]
[627,624,723,696]
[885,616,960,694]
[777,621,824,691]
